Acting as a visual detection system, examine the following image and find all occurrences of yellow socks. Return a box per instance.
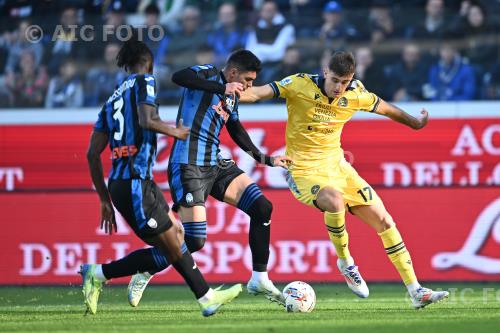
[324,211,351,260]
[378,226,417,286]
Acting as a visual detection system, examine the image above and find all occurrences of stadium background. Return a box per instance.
[0,0,498,285]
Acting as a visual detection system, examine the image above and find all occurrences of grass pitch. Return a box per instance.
[1,283,499,333]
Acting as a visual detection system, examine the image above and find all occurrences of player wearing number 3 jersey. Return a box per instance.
[240,51,449,309]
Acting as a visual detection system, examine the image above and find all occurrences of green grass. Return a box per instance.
[1,283,499,333]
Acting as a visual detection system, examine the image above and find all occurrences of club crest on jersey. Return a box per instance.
[338,97,348,107]
[280,77,292,86]
[186,193,194,204]
[311,185,320,195]
[225,95,235,112]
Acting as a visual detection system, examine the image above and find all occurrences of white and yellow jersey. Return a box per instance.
[270,73,380,172]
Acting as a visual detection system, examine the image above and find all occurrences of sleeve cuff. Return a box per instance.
[370,97,381,113]
[269,82,280,98]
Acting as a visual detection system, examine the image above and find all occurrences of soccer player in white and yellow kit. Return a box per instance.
[240,51,449,308]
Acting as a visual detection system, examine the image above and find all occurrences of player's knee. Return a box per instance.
[377,213,395,232]
[185,235,206,253]
[250,196,273,220]
[245,195,273,223]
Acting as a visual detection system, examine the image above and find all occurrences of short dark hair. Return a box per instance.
[116,29,153,71]
[145,3,160,16]
[226,49,262,73]
[328,51,355,76]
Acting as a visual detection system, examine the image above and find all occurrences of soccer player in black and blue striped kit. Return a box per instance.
[126,50,292,307]
[80,35,242,317]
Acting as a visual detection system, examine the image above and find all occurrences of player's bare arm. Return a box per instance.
[238,84,275,102]
[172,67,243,96]
[138,104,190,139]
[226,118,293,168]
[86,130,117,235]
[375,99,429,130]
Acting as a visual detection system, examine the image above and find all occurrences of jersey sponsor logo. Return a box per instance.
[311,185,320,195]
[280,77,292,86]
[111,145,138,159]
[147,218,158,229]
[212,101,230,121]
[338,97,348,107]
[314,93,321,100]
[186,193,194,204]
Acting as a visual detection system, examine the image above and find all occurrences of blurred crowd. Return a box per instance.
[0,0,499,108]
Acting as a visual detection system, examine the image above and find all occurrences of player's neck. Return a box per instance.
[129,64,150,75]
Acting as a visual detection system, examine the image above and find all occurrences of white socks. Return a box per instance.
[406,281,422,295]
[251,271,269,282]
[338,256,355,269]
[93,264,107,282]
[197,288,215,303]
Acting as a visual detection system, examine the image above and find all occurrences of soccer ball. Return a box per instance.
[282,281,316,313]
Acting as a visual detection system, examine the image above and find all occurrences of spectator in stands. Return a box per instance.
[483,62,500,99]
[354,46,389,100]
[207,2,248,67]
[449,1,497,66]
[195,44,216,65]
[425,44,476,100]
[42,6,88,75]
[318,1,358,50]
[84,42,126,106]
[289,0,330,37]
[45,59,84,108]
[5,50,48,107]
[386,43,428,101]
[408,0,449,41]
[245,0,295,64]
[3,19,44,74]
[166,5,207,69]
[258,45,302,84]
[142,3,169,70]
[367,0,399,45]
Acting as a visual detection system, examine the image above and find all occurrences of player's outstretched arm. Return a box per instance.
[138,104,190,139]
[226,118,293,168]
[172,67,243,96]
[86,130,117,234]
[239,84,275,103]
[375,99,429,130]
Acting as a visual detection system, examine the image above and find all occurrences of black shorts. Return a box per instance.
[108,179,172,240]
[168,160,245,212]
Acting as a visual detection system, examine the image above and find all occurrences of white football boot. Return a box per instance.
[247,278,286,306]
[337,258,369,298]
[410,287,449,309]
[128,272,153,307]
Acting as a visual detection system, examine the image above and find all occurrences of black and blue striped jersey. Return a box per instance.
[93,73,158,180]
[170,64,239,166]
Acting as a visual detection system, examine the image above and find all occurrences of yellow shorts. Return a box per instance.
[286,159,381,211]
